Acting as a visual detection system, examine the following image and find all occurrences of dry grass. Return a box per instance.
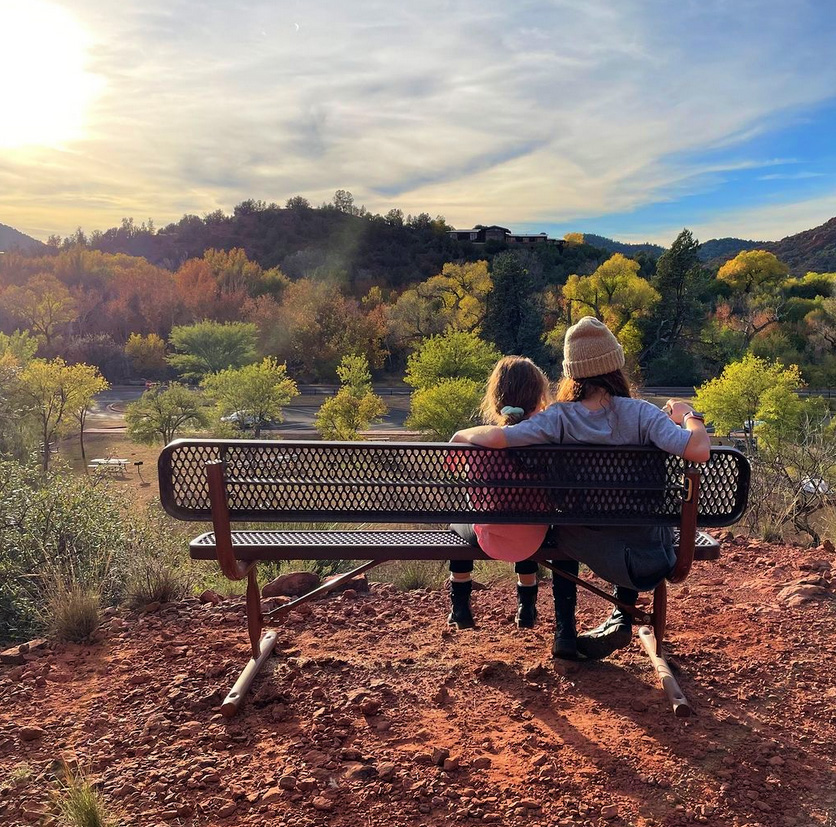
[54,762,119,827]
[373,560,448,591]
[42,581,101,643]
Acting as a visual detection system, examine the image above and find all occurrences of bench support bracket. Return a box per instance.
[638,625,692,717]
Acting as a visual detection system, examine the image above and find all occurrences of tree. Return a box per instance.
[285,195,311,210]
[333,189,355,214]
[66,364,109,466]
[405,331,500,391]
[560,254,660,362]
[125,333,167,378]
[167,321,258,382]
[0,330,38,364]
[645,229,709,358]
[715,250,790,344]
[482,251,545,362]
[17,358,100,472]
[125,385,207,445]
[406,378,483,440]
[694,354,803,453]
[314,354,387,440]
[3,274,77,350]
[563,232,585,245]
[201,357,298,438]
[717,250,789,295]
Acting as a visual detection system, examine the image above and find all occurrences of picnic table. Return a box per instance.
[88,458,130,475]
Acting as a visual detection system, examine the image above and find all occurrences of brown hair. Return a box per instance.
[554,368,633,403]
[481,356,552,425]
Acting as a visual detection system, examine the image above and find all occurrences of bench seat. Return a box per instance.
[188,527,721,561]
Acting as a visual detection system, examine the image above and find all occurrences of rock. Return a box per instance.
[143,601,161,613]
[777,583,830,606]
[216,801,237,818]
[443,757,460,772]
[199,589,222,605]
[344,762,378,782]
[520,799,541,809]
[312,796,333,811]
[360,698,382,715]
[278,775,297,790]
[19,725,45,742]
[0,647,25,666]
[768,756,785,766]
[261,788,283,803]
[263,571,320,598]
[601,803,619,819]
[823,539,835,554]
[433,685,450,705]
[471,757,492,770]
[323,574,370,593]
[378,762,397,781]
[432,747,450,766]
[414,752,433,765]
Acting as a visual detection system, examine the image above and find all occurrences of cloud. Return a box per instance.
[2,0,836,238]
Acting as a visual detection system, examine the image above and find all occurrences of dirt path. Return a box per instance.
[2,535,835,826]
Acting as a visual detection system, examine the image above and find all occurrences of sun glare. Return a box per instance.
[0,0,104,149]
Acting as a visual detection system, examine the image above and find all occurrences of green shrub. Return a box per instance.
[43,580,101,643]
[54,762,119,827]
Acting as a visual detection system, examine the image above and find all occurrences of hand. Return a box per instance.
[664,399,694,426]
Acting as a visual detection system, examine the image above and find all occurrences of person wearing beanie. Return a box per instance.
[451,316,710,661]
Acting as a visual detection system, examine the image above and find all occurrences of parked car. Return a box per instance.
[220,411,276,430]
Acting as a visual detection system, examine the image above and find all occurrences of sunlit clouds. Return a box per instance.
[1,0,835,241]
[0,0,104,150]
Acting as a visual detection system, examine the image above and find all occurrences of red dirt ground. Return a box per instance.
[2,534,835,827]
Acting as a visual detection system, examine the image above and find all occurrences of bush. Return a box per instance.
[374,560,447,591]
[0,460,128,642]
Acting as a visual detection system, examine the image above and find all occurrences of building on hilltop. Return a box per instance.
[447,225,564,246]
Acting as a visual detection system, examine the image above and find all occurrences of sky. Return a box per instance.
[1,0,835,245]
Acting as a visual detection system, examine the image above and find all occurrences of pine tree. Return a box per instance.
[482,252,545,362]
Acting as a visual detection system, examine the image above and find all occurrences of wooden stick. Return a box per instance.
[638,625,692,718]
[220,630,279,718]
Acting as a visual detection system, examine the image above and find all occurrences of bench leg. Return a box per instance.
[221,630,279,718]
[638,581,692,718]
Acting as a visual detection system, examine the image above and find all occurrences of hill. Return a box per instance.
[582,233,666,257]
[768,215,836,274]
[697,237,764,263]
[0,223,44,253]
[2,535,834,826]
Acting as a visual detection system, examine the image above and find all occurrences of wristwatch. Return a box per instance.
[682,410,706,425]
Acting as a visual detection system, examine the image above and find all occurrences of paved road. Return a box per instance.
[87,386,410,432]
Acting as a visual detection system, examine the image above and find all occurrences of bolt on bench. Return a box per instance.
[158,439,750,718]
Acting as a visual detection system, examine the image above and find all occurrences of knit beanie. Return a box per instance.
[562,316,625,379]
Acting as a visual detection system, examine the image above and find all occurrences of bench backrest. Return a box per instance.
[158,439,749,528]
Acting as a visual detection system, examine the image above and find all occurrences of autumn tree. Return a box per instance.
[482,251,545,362]
[16,358,104,472]
[167,321,259,382]
[125,385,207,445]
[0,330,38,364]
[66,364,110,465]
[202,357,298,438]
[715,251,790,344]
[4,274,77,350]
[563,232,585,245]
[315,354,387,440]
[125,333,167,379]
[560,254,659,361]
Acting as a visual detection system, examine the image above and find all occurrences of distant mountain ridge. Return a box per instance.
[0,223,44,253]
[582,233,666,257]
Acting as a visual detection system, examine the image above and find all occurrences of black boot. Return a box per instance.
[576,585,638,660]
[515,583,538,628]
[447,580,475,629]
[550,560,579,659]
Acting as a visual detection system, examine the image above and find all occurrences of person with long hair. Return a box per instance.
[447,356,552,630]
[451,317,710,660]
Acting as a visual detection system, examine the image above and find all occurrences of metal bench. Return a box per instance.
[159,439,750,718]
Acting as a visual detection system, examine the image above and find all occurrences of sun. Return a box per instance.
[0,0,104,149]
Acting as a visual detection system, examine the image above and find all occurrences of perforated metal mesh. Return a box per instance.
[160,439,749,528]
[160,439,748,525]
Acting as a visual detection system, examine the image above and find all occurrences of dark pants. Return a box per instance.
[448,524,539,575]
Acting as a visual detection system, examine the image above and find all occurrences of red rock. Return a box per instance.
[312,796,333,811]
[601,803,619,819]
[262,571,320,598]
[431,747,450,766]
[471,757,492,770]
[323,574,370,593]
[0,647,25,666]
[199,589,222,605]
[19,725,45,742]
